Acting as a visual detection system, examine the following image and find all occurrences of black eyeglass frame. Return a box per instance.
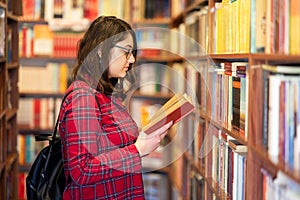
[114,45,133,59]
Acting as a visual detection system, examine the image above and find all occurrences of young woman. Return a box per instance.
[58,16,172,199]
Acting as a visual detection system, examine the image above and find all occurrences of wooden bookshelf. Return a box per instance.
[164,0,300,199]
[0,0,21,199]
[13,0,300,199]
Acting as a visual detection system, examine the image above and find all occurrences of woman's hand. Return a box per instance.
[135,121,173,157]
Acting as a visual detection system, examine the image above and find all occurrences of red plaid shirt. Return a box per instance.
[58,81,145,200]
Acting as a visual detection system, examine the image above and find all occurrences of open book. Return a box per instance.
[141,93,195,134]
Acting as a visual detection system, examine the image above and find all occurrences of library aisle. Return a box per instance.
[0,0,299,200]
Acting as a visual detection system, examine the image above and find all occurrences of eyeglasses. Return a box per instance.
[114,45,133,60]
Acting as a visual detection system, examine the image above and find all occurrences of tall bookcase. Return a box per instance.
[15,0,300,199]
[16,1,91,199]
[0,0,21,199]
[166,0,300,199]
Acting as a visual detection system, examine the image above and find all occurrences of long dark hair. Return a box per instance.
[72,16,137,98]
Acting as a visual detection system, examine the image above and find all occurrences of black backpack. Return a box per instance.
[26,89,100,199]
[25,90,73,200]
[26,135,65,200]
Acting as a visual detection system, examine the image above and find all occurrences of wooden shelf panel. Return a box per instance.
[185,0,209,13]
[133,18,170,25]
[19,19,48,24]
[207,118,247,144]
[206,178,230,200]
[209,53,300,63]
[0,109,7,120]
[7,12,18,21]
[142,166,170,174]
[20,91,64,98]
[170,53,300,64]
[169,12,184,28]
[250,145,300,183]
[18,126,54,135]
[7,62,19,70]
[20,57,75,66]
[137,55,183,62]
[6,109,17,122]
[4,152,17,173]
[210,53,250,60]
[251,53,300,63]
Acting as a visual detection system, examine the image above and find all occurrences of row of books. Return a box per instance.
[170,1,210,57]
[18,172,27,200]
[251,0,300,55]
[132,0,170,21]
[214,0,300,54]
[133,1,211,58]
[136,62,186,96]
[21,0,98,21]
[7,26,15,64]
[19,23,83,58]
[135,25,170,57]
[184,6,209,55]
[17,97,62,130]
[168,113,198,197]
[168,114,248,199]
[258,65,300,173]
[214,0,251,53]
[207,125,247,199]
[207,62,248,137]
[19,62,69,93]
[261,169,300,200]
[143,173,169,199]
[186,60,207,112]
[17,134,48,165]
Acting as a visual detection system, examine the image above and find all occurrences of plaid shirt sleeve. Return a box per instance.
[60,89,142,186]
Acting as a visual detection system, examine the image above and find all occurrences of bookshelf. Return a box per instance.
[16,1,91,199]
[0,0,22,199]
[166,0,300,199]
[14,0,300,199]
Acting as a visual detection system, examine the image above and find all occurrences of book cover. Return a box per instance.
[141,93,195,134]
[232,76,241,131]
[33,24,53,56]
[267,75,281,164]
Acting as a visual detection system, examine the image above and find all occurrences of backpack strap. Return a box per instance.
[50,87,101,144]
[34,89,76,143]
[50,89,76,144]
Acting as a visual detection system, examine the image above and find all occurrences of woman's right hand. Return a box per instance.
[135,121,173,157]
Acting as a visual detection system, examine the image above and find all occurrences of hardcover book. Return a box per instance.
[142,93,195,134]
[228,139,247,154]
